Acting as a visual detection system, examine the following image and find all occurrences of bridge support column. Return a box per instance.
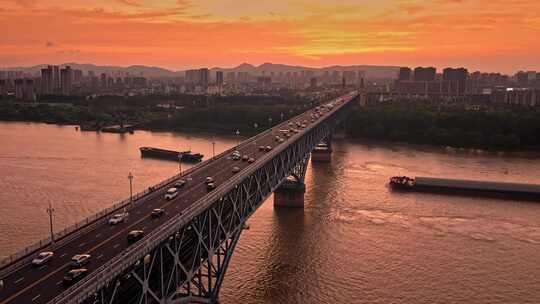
[312,134,332,163]
[274,180,306,208]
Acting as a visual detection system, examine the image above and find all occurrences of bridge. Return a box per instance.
[0,91,359,304]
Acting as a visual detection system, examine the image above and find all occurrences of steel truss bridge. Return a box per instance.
[0,91,358,304]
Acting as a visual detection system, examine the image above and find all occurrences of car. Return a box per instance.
[164,187,179,200]
[127,230,145,243]
[63,268,88,285]
[70,254,91,268]
[151,208,165,218]
[288,122,294,127]
[265,146,272,152]
[275,136,282,142]
[32,251,54,266]
[232,154,241,160]
[301,124,307,128]
[285,133,291,138]
[174,179,186,189]
[278,138,285,143]
[108,212,128,225]
[259,145,266,151]
[232,166,240,174]
[242,155,249,161]
[248,157,255,163]
[207,183,216,191]
[205,177,214,184]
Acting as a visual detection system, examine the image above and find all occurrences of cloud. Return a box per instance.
[57,49,81,55]
[45,41,56,47]
[117,0,141,7]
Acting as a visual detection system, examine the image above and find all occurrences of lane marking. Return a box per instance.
[78,242,86,248]
[31,294,40,302]
[37,265,47,270]
[59,253,67,258]
[14,277,24,284]
[96,254,103,260]
[0,132,273,304]
[113,244,120,249]
[95,233,102,238]
[56,281,62,286]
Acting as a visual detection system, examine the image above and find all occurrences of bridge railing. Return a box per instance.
[0,112,286,280]
[48,92,358,304]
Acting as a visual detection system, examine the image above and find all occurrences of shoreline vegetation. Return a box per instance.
[1,97,539,151]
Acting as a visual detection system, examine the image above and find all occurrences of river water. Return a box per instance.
[0,122,539,304]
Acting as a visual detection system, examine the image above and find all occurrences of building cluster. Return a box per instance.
[0,65,149,101]
[392,66,540,106]
[0,65,367,101]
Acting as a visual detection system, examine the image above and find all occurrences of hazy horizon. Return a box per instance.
[1,0,539,74]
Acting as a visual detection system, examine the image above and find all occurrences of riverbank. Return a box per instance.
[2,101,540,151]
[346,103,540,150]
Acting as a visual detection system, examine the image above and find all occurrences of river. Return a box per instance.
[0,122,539,303]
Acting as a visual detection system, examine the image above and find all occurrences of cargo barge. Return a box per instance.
[140,147,203,163]
[389,176,540,201]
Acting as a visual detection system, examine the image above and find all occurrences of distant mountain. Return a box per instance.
[4,62,399,79]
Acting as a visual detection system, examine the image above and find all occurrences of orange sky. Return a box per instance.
[1,0,539,73]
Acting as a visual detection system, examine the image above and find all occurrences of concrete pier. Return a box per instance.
[311,145,332,162]
[274,180,306,207]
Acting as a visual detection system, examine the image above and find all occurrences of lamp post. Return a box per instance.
[128,172,133,204]
[268,117,273,129]
[212,141,215,159]
[46,203,55,247]
[178,154,183,174]
[235,130,240,145]
[280,112,284,121]
[253,123,258,145]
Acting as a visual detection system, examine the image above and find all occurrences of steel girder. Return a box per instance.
[49,96,355,304]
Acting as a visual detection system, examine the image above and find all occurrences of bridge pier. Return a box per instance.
[274,180,306,208]
[311,146,332,162]
[312,134,333,163]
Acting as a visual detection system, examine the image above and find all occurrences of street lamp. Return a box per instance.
[46,203,55,247]
[178,153,183,174]
[212,141,215,159]
[268,117,273,129]
[235,130,240,145]
[280,112,284,121]
[128,172,134,204]
[253,123,258,145]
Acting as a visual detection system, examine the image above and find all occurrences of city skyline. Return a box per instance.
[1,0,539,73]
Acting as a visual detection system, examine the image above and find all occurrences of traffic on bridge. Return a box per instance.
[0,91,358,304]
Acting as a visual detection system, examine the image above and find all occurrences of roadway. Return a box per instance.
[0,92,355,304]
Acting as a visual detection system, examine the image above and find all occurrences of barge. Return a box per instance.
[140,147,203,163]
[389,176,540,201]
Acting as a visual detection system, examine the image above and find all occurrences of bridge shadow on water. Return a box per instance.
[245,146,348,303]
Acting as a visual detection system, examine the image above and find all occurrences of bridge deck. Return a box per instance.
[0,92,357,304]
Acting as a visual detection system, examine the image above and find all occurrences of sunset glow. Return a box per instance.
[1,0,539,72]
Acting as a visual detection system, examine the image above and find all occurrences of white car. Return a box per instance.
[70,254,91,268]
[164,187,179,200]
[32,251,54,266]
[108,212,128,225]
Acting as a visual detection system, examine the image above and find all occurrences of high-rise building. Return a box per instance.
[398,67,412,81]
[41,65,54,95]
[14,78,34,101]
[73,69,83,85]
[443,67,468,94]
[185,68,210,88]
[60,66,73,95]
[310,77,318,88]
[414,67,436,82]
[216,71,223,87]
[53,66,60,93]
